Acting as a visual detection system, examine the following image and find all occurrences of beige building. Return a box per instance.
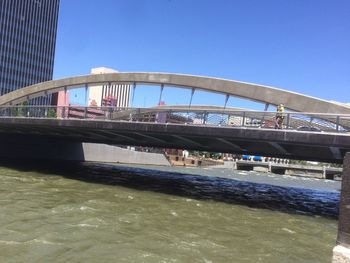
[88,67,132,108]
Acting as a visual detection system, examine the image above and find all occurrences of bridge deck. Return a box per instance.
[0,117,349,163]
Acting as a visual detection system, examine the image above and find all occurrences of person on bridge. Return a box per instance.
[275,104,285,129]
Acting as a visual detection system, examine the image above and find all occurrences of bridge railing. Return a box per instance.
[0,105,349,133]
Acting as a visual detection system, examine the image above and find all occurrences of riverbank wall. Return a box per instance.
[0,139,170,166]
[82,143,171,166]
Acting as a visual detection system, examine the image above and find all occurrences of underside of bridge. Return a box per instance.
[0,118,348,164]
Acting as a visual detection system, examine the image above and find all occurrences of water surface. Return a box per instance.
[0,161,339,262]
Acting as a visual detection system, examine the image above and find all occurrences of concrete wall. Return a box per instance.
[82,143,170,166]
[0,136,170,166]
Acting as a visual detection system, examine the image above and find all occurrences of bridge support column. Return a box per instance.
[322,166,327,179]
[232,160,237,170]
[333,153,350,263]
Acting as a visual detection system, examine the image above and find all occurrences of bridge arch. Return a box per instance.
[0,72,348,113]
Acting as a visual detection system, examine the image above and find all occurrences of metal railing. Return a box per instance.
[0,105,349,133]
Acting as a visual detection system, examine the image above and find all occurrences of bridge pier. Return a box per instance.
[323,166,327,179]
[333,153,350,263]
[268,162,272,173]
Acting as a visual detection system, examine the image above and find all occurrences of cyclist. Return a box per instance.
[275,104,285,129]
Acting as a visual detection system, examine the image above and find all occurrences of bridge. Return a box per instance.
[0,72,350,260]
[0,106,349,164]
[0,72,348,162]
[235,160,342,179]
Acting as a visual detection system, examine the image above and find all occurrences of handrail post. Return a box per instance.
[203,111,207,124]
[137,108,141,122]
[109,107,113,120]
[84,107,87,119]
[286,113,290,129]
[336,116,340,132]
[167,109,172,124]
[242,111,246,127]
[129,108,133,122]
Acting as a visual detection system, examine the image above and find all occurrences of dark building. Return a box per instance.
[0,0,60,105]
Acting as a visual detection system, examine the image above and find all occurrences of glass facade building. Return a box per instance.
[0,0,60,105]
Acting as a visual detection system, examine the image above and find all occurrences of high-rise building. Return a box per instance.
[88,67,132,108]
[0,0,60,105]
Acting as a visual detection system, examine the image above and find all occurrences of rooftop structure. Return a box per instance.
[88,67,131,108]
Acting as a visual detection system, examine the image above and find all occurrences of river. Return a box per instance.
[0,160,339,262]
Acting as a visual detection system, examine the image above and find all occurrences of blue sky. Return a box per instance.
[54,0,350,107]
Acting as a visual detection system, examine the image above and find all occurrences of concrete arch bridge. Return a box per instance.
[0,72,348,164]
[0,72,349,132]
